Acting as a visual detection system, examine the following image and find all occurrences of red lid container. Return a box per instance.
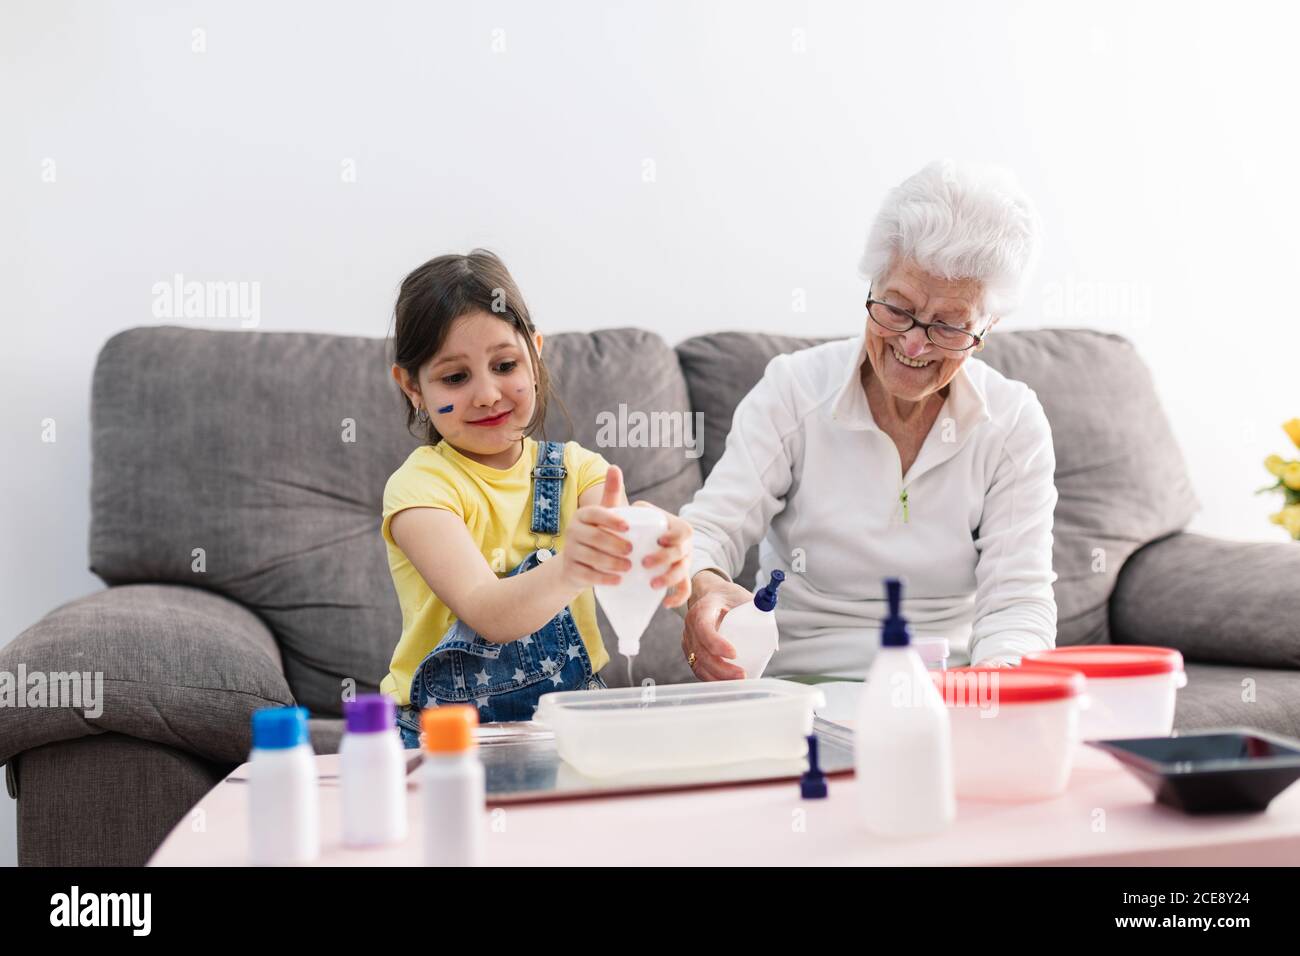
[1021,645,1184,679]
[931,666,1084,705]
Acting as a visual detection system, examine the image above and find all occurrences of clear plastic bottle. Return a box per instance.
[854,578,955,837]
[340,694,408,847]
[420,705,486,867]
[248,706,320,865]
[720,570,785,678]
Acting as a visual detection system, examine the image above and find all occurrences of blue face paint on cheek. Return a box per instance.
[436,404,454,414]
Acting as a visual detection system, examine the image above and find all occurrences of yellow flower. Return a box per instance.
[1283,505,1300,539]
[1265,454,1288,477]
[1285,462,1300,491]
[1285,418,1300,450]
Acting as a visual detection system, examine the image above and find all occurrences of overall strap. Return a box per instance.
[529,440,567,538]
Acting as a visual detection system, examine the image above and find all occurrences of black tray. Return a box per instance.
[1088,727,1300,814]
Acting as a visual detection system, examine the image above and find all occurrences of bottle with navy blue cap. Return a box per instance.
[854,578,954,837]
[248,706,320,865]
[720,570,785,679]
[341,694,408,847]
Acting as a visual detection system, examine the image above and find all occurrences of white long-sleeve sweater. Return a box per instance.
[680,332,1059,676]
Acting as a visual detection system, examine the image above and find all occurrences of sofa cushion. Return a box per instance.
[1112,532,1300,669]
[675,328,1197,646]
[1176,663,1300,738]
[0,584,293,766]
[89,327,701,712]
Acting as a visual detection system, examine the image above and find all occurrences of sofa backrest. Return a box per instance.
[675,327,1198,647]
[89,326,702,715]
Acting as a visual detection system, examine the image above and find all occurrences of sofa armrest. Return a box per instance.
[0,584,294,767]
[1110,532,1300,669]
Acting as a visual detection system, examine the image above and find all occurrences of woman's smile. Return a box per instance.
[890,343,935,369]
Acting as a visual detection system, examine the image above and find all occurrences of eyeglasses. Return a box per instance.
[865,297,987,352]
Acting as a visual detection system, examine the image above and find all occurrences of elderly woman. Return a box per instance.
[679,160,1057,680]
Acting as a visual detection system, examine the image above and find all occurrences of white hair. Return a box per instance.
[859,159,1041,316]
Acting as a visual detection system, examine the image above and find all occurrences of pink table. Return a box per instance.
[149,745,1300,866]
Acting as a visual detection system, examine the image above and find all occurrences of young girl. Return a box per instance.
[382,249,693,747]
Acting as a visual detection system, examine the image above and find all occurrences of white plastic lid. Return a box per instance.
[534,678,826,724]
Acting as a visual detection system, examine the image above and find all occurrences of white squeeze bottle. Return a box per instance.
[593,505,669,684]
[420,704,486,867]
[248,706,320,865]
[855,578,955,838]
[340,694,408,847]
[720,570,785,678]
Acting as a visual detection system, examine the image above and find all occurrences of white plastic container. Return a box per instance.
[420,705,485,867]
[593,506,668,659]
[913,636,950,671]
[856,650,955,837]
[248,706,319,866]
[720,570,785,678]
[535,679,825,777]
[340,695,408,847]
[933,666,1088,801]
[855,579,954,838]
[1022,646,1187,740]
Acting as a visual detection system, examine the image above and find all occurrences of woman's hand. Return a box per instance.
[633,502,693,609]
[559,467,634,590]
[681,570,753,680]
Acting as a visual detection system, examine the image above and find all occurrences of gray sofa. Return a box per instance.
[3,324,1298,866]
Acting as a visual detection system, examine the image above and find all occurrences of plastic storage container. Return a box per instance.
[933,666,1088,801]
[535,679,826,777]
[914,637,950,671]
[1021,646,1186,740]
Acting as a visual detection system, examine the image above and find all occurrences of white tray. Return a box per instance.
[535,678,826,777]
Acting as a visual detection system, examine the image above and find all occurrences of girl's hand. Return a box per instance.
[559,466,634,589]
[633,502,693,609]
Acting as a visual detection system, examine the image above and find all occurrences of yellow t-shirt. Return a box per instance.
[379,436,613,706]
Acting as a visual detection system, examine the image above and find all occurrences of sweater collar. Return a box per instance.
[830,331,991,434]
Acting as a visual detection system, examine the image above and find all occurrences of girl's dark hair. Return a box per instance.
[390,249,562,446]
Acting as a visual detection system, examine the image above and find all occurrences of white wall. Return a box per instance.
[3,0,1297,866]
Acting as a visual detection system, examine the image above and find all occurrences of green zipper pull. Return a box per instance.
[900,487,909,523]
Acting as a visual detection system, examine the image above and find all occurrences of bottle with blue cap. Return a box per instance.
[248,706,320,865]
[720,570,785,679]
[854,578,955,837]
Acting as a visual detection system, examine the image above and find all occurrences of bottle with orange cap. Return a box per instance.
[419,705,485,867]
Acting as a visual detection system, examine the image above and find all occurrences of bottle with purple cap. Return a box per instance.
[340,694,408,847]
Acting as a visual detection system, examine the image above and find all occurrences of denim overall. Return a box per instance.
[395,440,607,748]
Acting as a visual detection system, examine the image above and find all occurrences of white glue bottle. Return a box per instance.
[855,578,955,838]
[340,694,408,847]
[593,505,668,685]
[720,570,785,679]
[248,706,320,865]
[420,704,486,867]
